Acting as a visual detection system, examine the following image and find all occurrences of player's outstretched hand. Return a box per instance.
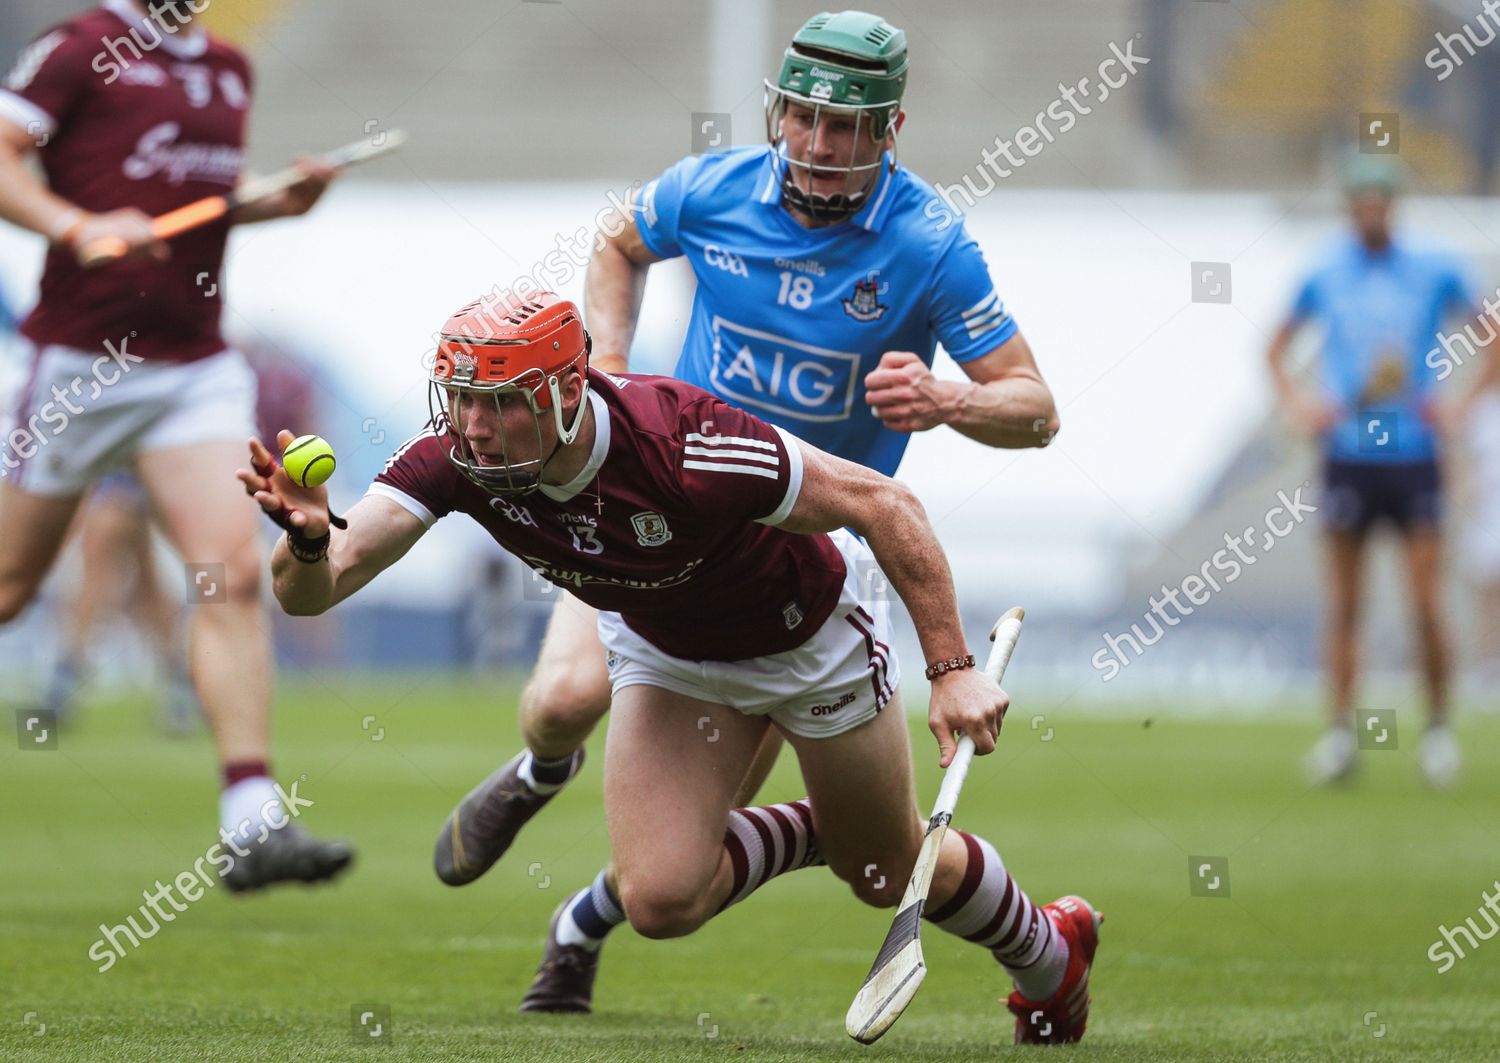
[236,430,332,538]
[864,351,957,433]
[927,668,1009,767]
[69,208,168,264]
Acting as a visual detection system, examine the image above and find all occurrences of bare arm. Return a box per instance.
[584,210,661,374]
[777,440,1008,765]
[862,331,1059,448]
[0,116,166,260]
[0,118,74,238]
[1266,316,1338,437]
[236,433,427,616]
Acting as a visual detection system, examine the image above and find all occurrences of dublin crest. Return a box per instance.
[842,278,888,322]
[631,511,673,547]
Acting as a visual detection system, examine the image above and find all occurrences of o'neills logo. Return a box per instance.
[122,122,243,186]
[810,691,857,716]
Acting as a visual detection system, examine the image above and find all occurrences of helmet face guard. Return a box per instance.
[427,294,592,496]
[765,11,908,224]
[765,87,897,224]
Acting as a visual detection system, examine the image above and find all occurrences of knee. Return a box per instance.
[521,669,609,743]
[619,882,712,940]
[219,543,264,605]
[834,858,908,909]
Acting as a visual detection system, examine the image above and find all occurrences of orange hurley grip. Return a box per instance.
[77,195,229,268]
[150,195,231,240]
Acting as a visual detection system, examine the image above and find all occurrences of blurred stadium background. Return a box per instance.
[3,0,1500,706]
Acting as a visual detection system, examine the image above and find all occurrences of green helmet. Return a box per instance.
[1342,153,1404,197]
[765,11,909,223]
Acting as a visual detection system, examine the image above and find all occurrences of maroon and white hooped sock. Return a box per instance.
[924,830,1070,1001]
[717,798,826,911]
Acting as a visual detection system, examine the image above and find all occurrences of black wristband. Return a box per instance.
[285,528,331,564]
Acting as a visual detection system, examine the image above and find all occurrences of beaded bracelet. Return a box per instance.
[924,654,976,681]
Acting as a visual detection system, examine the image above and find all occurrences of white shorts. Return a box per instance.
[2,344,257,497]
[597,529,901,739]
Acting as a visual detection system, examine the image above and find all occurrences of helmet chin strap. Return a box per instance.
[776,132,894,225]
[780,177,869,223]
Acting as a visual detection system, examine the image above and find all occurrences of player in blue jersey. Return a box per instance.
[1268,156,1498,790]
[430,11,1068,1029]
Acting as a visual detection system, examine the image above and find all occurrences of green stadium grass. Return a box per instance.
[3,676,1498,1061]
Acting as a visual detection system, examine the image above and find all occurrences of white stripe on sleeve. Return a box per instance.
[365,482,438,528]
[757,425,805,527]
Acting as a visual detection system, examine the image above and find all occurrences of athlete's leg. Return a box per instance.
[0,482,83,624]
[519,591,612,758]
[1324,530,1367,729]
[520,691,800,1013]
[68,493,144,657]
[1404,524,1460,786]
[734,727,786,805]
[135,438,352,888]
[783,698,1076,1003]
[46,492,136,717]
[434,595,603,885]
[603,686,792,938]
[135,440,268,765]
[1401,526,1450,725]
[124,514,199,733]
[440,591,786,889]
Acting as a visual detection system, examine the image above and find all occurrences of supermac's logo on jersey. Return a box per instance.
[710,316,861,424]
[842,277,889,322]
[630,511,673,547]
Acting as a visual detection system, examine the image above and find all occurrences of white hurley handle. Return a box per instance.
[930,605,1026,821]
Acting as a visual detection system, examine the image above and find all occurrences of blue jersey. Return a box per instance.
[636,146,1017,476]
[1291,237,1475,463]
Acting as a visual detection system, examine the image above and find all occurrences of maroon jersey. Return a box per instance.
[371,371,848,662]
[0,1,251,361]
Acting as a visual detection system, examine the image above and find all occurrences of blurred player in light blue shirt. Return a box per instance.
[1268,154,1500,788]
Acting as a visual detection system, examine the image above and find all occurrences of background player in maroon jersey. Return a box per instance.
[237,291,1102,1043]
[0,0,352,889]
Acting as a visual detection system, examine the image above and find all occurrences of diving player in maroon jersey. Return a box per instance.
[0,0,352,889]
[238,291,1102,1044]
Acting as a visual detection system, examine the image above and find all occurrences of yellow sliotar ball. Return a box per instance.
[282,434,336,488]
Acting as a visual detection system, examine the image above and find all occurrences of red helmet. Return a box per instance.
[428,290,592,494]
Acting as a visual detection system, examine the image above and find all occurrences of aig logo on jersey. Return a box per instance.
[710,316,860,423]
[631,511,673,547]
[703,243,748,279]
